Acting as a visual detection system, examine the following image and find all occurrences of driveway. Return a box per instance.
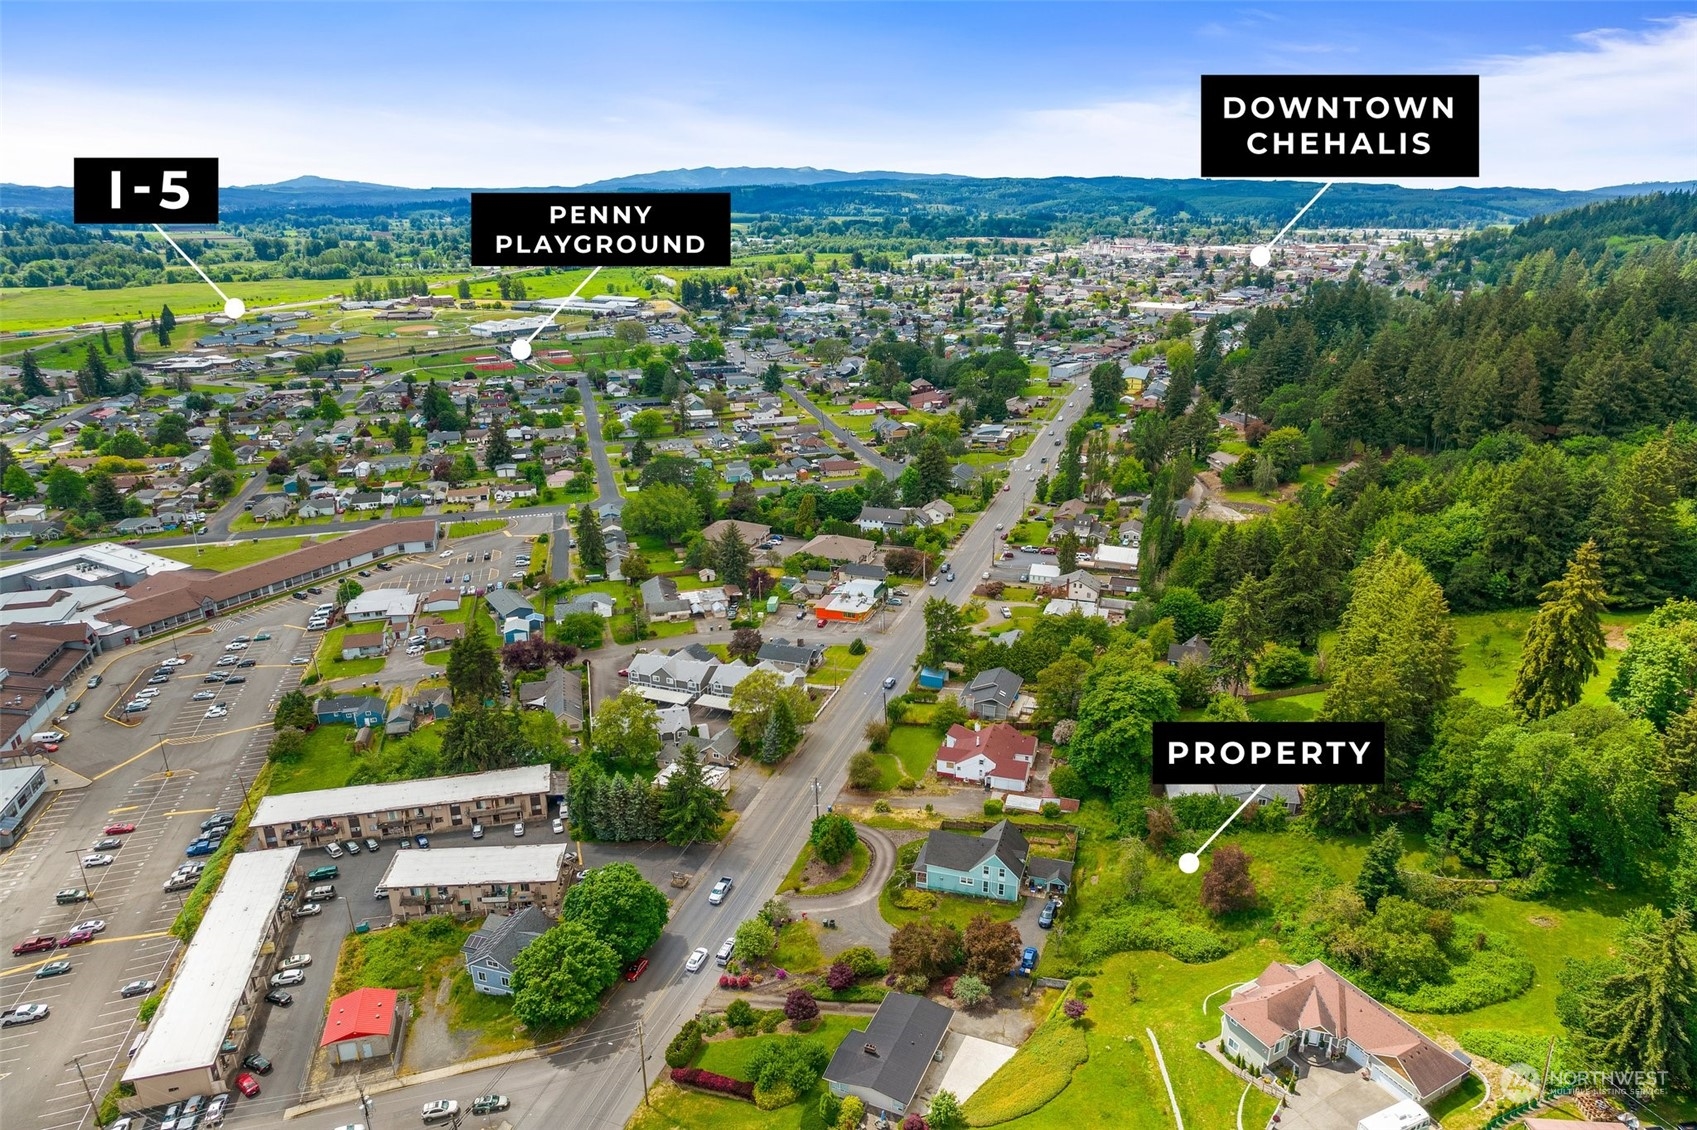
[1279,1053,1410,1130]
[789,824,899,954]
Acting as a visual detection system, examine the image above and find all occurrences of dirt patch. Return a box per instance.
[1603,624,1630,650]
[798,851,856,890]
[1528,915,1559,928]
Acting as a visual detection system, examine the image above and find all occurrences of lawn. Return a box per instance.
[314,623,389,680]
[811,644,869,687]
[769,920,826,975]
[880,879,1024,932]
[963,952,1285,1130]
[446,968,538,1056]
[0,277,355,332]
[154,536,317,572]
[878,722,940,786]
[694,1013,860,1079]
[445,518,509,538]
[268,723,366,794]
[330,916,476,1003]
[1449,608,1644,709]
[778,839,872,898]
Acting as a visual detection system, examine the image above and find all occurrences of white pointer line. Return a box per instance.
[510,266,603,361]
[153,223,242,317]
[1179,784,1266,873]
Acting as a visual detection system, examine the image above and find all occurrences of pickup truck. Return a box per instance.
[708,876,733,906]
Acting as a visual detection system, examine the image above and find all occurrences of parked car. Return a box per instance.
[192,690,216,702]
[344,840,361,854]
[12,935,56,956]
[263,990,292,1007]
[234,1072,261,1097]
[708,876,733,905]
[1038,900,1059,929]
[623,959,649,982]
[414,834,430,849]
[56,888,91,904]
[241,1053,273,1075]
[471,823,484,840]
[203,1094,228,1127]
[421,1100,460,1124]
[1018,946,1039,975]
[306,884,336,901]
[120,979,156,998]
[72,918,107,934]
[685,947,710,973]
[551,817,565,835]
[270,969,306,988]
[278,954,313,970]
[364,838,380,852]
[59,928,95,947]
[290,904,322,920]
[470,1095,510,1115]
[512,821,524,837]
[307,865,339,882]
[35,960,72,979]
[2,1003,50,1026]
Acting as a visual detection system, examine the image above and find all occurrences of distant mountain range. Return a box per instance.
[2,168,1691,227]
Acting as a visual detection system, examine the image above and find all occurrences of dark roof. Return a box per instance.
[824,993,952,1111]
[462,905,550,974]
[757,640,823,666]
[1026,857,1074,886]
[964,666,1023,707]
[485,589,535,620]
[316,694,387,718]
[916,819,1027,876]
[1167,634,1211,665]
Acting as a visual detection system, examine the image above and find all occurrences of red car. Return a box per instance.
[38,742,59,753]
[234,1072,261,1097]
[12,935,56,956]
[58,929,95,948]
[617,668,629,678]
[623,958,649,982]
[1038,547,1058,555]
[103,823,137,835]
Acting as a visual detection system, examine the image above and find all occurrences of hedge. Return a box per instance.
[1078,908,1229,965]
[665,1019,702,1069]
[1376,941,1535,1014]
[670,1067,755,1100]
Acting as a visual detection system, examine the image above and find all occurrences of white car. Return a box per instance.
[72,919,106,934]
[205,706,229,719]
[203,1094,228,1127]
[439,549,454,558]
[192,690,217,701]
[512,822,524,837]
[551,817,565,834]
[269,968,305,987]
[216,655,239,666]
[406,645,424,656]
[277,953,312,970]
[291,655,310,665]
[224,642,247,652]
[421,1100,459,1124]
[685,947,710,974]
[81,853,114,868]
[1,1003,49,1027]
[161,657,187,667]
[136,688,162,698]
[708,876,733,905]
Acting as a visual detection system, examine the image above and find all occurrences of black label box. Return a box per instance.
[73,158,220,224]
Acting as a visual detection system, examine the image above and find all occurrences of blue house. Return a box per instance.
[461,906,550,997]
[314,695,388,728]
[912,819,1028,903]
[917,667,947,691]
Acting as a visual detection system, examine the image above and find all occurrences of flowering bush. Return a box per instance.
[826,962,856,991]
[671,1066,754,1099]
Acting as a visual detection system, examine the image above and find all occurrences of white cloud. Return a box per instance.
[1475,15,1697,188]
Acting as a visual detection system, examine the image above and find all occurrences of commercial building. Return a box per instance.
[379,843,572,919]
[0,621,95,751]
[248,765,553,850]
[0,763,49,849]
[121,848,301,1108]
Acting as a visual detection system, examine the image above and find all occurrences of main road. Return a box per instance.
[284,383,1082,1130]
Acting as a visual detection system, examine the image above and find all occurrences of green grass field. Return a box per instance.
[778,839,873,898]
[268,724,364,795]
[313,623,388,680]
[154,536,318,572]
[0,278,357,332]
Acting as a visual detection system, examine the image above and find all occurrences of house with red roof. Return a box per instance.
[934,721,1036,793]
[320,987,398,1064]
[1220,960,1471,1105]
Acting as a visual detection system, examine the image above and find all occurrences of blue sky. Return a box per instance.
[3,2,1694,189]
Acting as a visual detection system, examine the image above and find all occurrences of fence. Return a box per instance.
[1479,1087,1576,1130]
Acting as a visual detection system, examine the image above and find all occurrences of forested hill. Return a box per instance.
[1193,191,1697,459]
[1439,190,1697,285]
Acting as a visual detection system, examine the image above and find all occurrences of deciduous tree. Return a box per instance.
[808,814,858,865]
[590,690,662,774]
[510,920,619,1029]
[561,862,670,964]
[961,914,1021,982]
[1200,844,1257,916]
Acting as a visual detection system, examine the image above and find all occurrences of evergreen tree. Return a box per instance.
[1510,540,1609,721]
[1211,576,1270,693]
[17,351,49,399]
[81,344,112,397]
[120,321,137,363]
[156,304,175,346]
[913,436,952,504]
[713,523,752,590]
[761,694,802,762]
[100,327,112,355]
[390,417,413,453]
[1596,436,1687,608]
[1056,532,1079,574]
[575,505,607,574]
[485,417,513,469]
[658,746,727,846]
[1355,825,1406,912]
[1579,908,1697,1090]
[446,622,502,706]
[87,470,125,521]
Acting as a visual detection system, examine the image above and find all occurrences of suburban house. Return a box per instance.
[934,722,1036,793]
[343,589,419,626]
[339,632,387,661]
[461,905,550,997]
[756,638,825,672]
[421,588,462,614]
[823,993,952,1120]
[515,666,585,731]
[314,695,388,728]
[1220,960,1472,1106]
[1168,634,1211,665]
[485,589,536,623]
[855,506,913,535]
[912,819,1028,903]
[639,576,692,622]
[958,667,1024,721]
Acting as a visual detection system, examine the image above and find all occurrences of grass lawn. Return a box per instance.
[1245,692,1324,721]
[445,518,509,538]
[778,839,872,898]
[811,644,869,686]
[885,722,940,779]
[0,277,354,332]
[695,1013,861,1079]
[314,623,389,680]
[446,968,541,1056]
[268,724,365,794]
[154,536,316,572]
[880,883,1024,932]
[964,952,1284,1130]
[769,920,826,975]
[331,916,476,1003]
[1450,608,1644,709]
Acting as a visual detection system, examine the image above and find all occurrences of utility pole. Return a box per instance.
[811,778,822,821]
[357,1081,374,1125]
[68,1053,104,1129]
[637,1018,651,1107]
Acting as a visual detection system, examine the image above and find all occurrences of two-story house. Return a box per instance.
[912,819,1029,903]
[460,905,550,997]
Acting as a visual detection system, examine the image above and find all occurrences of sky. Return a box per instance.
[2,2,1694,191]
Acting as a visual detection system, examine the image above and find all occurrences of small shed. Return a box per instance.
[917,667,947,691]
[320,987,398,1064]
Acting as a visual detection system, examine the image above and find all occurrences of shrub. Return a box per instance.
[754,1080,798,1110]
[1072,979,1093,998]
[848,637,867,656]
[725,997,755,1030]
[1255,645,1312,688]
[819,1092,842,1126]
[902,1114,931,1130]
[953,974,990,1008]
[864,719,891,751]
[1063,998,1088,1021]
[1048,763,1082,797]
[847,751,882,790]
[670,1066,754,1099]
[1050,719,1076,747]
[665,1019,703,1068]
[784,988,820,1023]
[826,962,856,990]
[898,775,918,791]
[758,1010,783,1033]
[839,1096,866,1130]
[873,799,892,813]
[1080,908,1229,964]
[137,991,164,1024]
[1375,944,1536,1013]
[1040,801,1061,819]
[838,946,886,977]
[697,1011,725,1035]
[983,798,1004,817]
[895,973,929,994]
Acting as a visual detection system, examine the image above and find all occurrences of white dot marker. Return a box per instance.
[224,297,245,319]
[511,338,532,361]
[1178,852,1200,875]
[1249,246,1271,269]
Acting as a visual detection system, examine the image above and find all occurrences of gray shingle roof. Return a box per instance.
[823,993,952,1112]
[462,905,550,975]
[916,819,1027,876]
